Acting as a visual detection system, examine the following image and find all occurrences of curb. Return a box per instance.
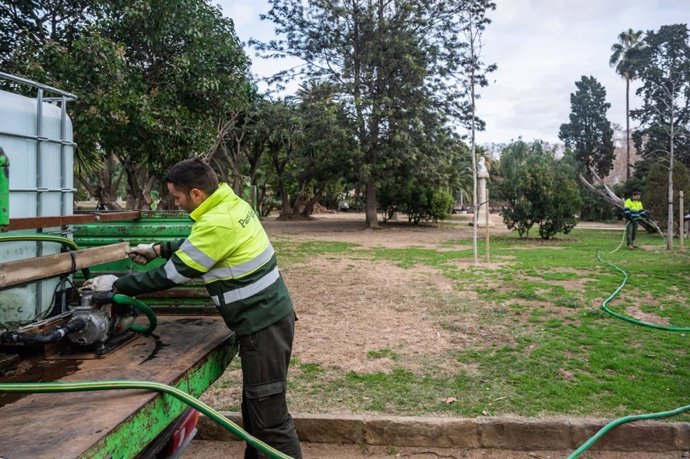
[196,412,690,452]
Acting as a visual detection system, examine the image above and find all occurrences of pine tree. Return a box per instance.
[558,76,615,179]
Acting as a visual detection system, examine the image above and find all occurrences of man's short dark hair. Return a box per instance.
[632,191,641,196]
[164,159,219,195]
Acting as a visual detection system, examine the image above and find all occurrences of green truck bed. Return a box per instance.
[0,315,236,458]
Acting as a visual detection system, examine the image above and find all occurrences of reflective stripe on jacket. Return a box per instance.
[624,198,645,221]
[115,183,293,335]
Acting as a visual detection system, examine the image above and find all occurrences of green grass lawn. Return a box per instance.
[232,228,690,420]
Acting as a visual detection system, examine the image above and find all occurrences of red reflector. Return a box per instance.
[165,409,200,456]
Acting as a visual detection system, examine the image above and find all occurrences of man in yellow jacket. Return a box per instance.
[623,191,647,249]
[102,159,301,458]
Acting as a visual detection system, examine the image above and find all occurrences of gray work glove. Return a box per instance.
[82,274,119,292]
[127,243,158,265]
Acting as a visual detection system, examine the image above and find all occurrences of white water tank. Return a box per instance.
[0,74,76,326]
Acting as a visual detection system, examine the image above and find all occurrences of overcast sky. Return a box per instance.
[218,0,689,145]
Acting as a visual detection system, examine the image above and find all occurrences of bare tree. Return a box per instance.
[460,0,496,263]
[632,24,690,249]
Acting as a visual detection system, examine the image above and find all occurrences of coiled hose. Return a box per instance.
[0,380,293,459]
[569,225,690,457]
[113,293,157,334]
[598,222,690,332]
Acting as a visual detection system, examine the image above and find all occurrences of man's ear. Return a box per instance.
[190,188,206,203]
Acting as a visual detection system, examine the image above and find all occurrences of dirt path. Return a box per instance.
[185,439,681,458]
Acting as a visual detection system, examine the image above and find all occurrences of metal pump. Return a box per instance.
[67,289,137,350]
[1,288,142,355]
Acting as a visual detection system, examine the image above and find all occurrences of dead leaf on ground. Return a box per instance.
[558,368,575,380]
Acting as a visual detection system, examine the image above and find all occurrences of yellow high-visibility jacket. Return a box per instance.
[624,198,645,221]
[115,183,293,335]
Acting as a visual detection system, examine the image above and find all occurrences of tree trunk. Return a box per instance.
[365,173,378,228]
[351,2,374,229]
[301,194,320,218]
[288,185,307,216]
[277,176,290,215]
[124,162,153,210]
[142,176,155,209]
[667,105,674,250]
[79,175,122,210]
[156,184,177,210]
[258,184,273,217]
[78,152,123,210]
[469,13,478,264]
[302,184,326,218]
[232,173,243,196]
[625,77,631,181]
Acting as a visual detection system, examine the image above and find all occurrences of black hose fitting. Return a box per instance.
[90,291,115,305]
[0,317,87,345]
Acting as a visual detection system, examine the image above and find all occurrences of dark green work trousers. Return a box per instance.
[626,219,638,246]
[239,312,302,459]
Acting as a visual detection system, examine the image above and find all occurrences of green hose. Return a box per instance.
[607,221,629,254]
[570,226,690,457]
[597,237,690,333]
[0,380,293,459]
[567,403,690,458]
[0,234,80,251]
[112,293,158,334]
[0,234,92,279]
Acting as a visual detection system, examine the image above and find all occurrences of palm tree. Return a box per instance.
[609,29,645,181]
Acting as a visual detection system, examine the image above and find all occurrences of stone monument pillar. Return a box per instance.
[476,156,494,227]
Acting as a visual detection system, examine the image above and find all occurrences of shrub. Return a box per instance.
[497,140,582,239]
[379,182,454,224]
[402,186,454,224]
